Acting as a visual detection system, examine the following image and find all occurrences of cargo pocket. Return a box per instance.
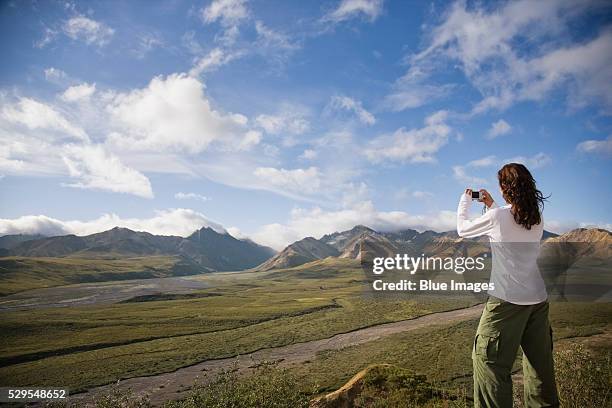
[549,326,554,351]
[475,333,499,363]
[484,296,505,313]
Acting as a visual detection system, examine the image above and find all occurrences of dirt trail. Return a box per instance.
[67,304,484,407]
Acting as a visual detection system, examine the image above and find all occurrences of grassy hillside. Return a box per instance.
[0,258,476,392]
[1,256,607,406]
[290,302,612,394]
[0,256,205,296]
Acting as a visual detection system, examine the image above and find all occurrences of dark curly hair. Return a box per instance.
[497,163,548,230]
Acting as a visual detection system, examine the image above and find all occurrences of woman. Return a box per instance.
[457,163,559,408]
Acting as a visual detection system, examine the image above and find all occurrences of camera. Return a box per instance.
[471,191,481,200]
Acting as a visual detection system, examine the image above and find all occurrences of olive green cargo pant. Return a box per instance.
[473,296,559,408]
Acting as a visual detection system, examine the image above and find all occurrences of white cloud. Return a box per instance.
[467,155,497,167]
[543,219,579,234]
[323,0,384,23]
[63,15,114,47]
[0,75,264,200]
[113,152,196,176]
[0,209,225,237]
[383,66,454,112]
[255,114,309,135]
[523,29,612,114]
[216,25,241,46]
[395,188,434,200]
[254,21,300,65]
[182,31,205,54]
[188,21,297,75]
[412,1,612,114]
[300,149,317,160]
[262,144,280,157]
[412,190,433,199]
[487,119,512,139]
[314,129,354,149]
[133,32,164,59]
[503,152,552,169]
[1,97,88,141]
[340,182,369,207]
[466,153,552,170]
[0,215,69,237]
[35,27,58,48]
[61,83,96,102]
[0,96,162,194]
[255,21,295,49]
[106,73,254,153]
[202,0,249,27]
[237,130,262,150]
[255,106,310,146]
[252,201,456,250]
[186,149,344,203]
[576,135,612,156]
[226,226,248,240]
[453,152,552,186]
[0,127,66,177]
[328,95,376,125]
[0,155,25,173]
[364,110,451,163]
[578,222,612,232]
[254,166,321,195]
[61,144,154,198]
[452,165,487,186]
[44,67,67,82]
[175,192,210,201]
[189,48,240,77]
[544,219,612,235]
[383,85,453,112]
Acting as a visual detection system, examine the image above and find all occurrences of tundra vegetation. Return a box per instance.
[0,257,609,407]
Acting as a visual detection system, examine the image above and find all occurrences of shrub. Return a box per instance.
[554,344,611,408]
[164,362,311,408]
[513,343,611,408]
[354,365,468,408]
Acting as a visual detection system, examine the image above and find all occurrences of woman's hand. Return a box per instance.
[479,189,495,208]
[464,188,494,208]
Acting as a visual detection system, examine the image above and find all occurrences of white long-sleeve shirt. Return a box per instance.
[457,193,547,305]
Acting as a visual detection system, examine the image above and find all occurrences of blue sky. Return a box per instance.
[0,0,611,249]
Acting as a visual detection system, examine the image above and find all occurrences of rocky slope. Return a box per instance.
[258,237,339,271]
[259,225,571,271]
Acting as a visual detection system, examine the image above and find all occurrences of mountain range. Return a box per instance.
[0,227,275,272]
[259,226,563,271]
[1,225,607,273]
